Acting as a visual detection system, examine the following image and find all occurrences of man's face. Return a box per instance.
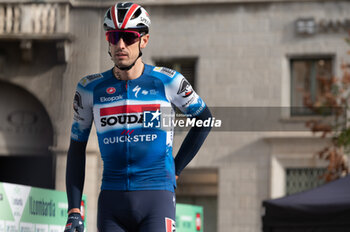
[108,30,149,68]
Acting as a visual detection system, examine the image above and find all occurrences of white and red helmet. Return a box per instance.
[103,2,151,33]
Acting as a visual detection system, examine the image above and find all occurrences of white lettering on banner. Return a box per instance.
[49,225,63,232]
[20,222,35,232]
[35,223,48,232]
[5,221,16,231]
[103,134,158,144]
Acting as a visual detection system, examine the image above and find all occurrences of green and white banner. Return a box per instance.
[176,204,203,232]
[0,182,87,232]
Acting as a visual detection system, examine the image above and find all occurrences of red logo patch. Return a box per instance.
[106,87,116,94]
[196,213,201,231]
[165,218,176,232]
[65,223,72,230]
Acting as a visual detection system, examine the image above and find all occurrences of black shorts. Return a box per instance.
[97,190,176,232]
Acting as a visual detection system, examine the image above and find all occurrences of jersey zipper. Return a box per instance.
[126,80,130,190]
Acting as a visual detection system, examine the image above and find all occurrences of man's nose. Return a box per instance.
[116,37,126,49]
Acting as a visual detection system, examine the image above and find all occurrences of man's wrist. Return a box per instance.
[68,208,81,215]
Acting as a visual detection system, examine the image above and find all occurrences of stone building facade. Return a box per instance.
[0,0,349,231]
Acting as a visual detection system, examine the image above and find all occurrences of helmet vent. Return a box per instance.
[106,10,111,20]
[137,23,148,33]
[131,8,141,19]
[118,9,127,23]
[117,2,133,8]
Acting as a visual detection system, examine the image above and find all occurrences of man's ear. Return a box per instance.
[140,34,150,49]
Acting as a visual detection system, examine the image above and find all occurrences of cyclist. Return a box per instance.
[65,2,212,232]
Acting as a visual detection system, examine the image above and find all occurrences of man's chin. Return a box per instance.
[115,61,132,69]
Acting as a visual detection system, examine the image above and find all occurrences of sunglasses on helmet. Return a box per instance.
[105,30,142,46]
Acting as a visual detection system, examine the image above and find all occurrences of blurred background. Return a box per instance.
[0,0,349,231]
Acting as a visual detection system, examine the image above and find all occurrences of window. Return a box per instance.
[286,167,326,195]
[154,58,197,89]
[176,168,218,232]
[290,56,333,116]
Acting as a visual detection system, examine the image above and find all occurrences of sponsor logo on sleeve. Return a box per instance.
[73,91,85,121]
[80,73,103,87]
[153,67,176,78]
[177,78,193,98]
[73,91,83,114]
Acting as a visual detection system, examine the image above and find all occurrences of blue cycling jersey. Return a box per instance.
[71,64,206,192]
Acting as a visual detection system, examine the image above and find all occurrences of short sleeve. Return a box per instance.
[70,83,93,142]
[166,73,206,117]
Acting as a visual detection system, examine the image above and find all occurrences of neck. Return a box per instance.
[114,59,144,81]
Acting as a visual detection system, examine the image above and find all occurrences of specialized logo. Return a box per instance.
[133,85,141,98]
[140,16,150,26]
[73,91,83,114]
[177,78,193,98]
[165,218,176,232]
[106,87,116,94]
[100,104,160,127]
[153,67,176,78]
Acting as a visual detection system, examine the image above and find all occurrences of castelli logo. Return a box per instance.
[107,87,116,94]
